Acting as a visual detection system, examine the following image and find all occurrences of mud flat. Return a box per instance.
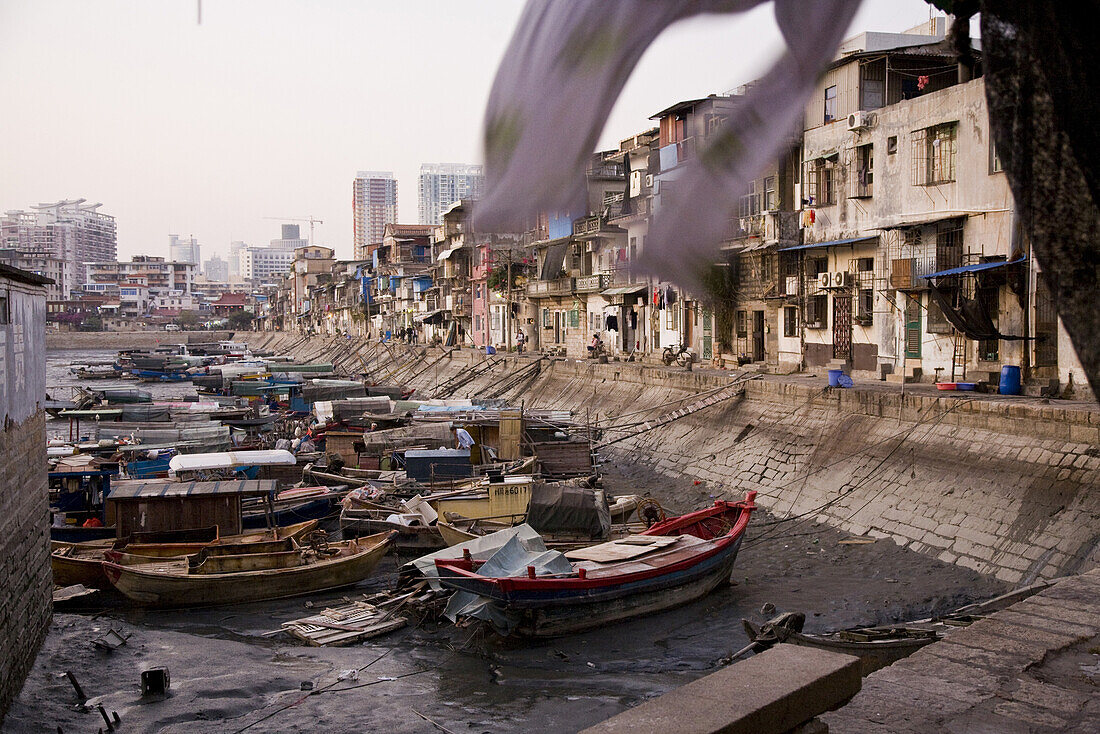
[7,462,1005,733]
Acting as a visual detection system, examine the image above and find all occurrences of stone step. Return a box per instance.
[885,373,920,384]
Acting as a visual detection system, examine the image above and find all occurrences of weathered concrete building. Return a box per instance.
[797,21,1089,395]
[0,264,51,723]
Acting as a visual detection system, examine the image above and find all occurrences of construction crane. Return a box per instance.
[263,216,324,244]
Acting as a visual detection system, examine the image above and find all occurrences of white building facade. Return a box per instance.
[417,163,484,226]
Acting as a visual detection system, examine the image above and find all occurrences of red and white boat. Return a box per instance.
[434,491,757,637]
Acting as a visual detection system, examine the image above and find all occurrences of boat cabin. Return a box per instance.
[106,479,279,537]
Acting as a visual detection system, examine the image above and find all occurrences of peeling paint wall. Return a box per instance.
[0,273,50,724]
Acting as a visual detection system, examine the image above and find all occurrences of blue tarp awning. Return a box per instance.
[922,257,1027,279]
[780,236,878,252]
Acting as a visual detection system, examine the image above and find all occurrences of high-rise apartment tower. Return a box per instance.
[353,171,397,260]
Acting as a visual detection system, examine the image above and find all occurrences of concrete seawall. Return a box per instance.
[243,333,1100,584]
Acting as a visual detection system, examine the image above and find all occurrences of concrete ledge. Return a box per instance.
[580,644,861,734]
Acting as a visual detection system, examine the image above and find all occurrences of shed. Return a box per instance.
[106,480,277,537]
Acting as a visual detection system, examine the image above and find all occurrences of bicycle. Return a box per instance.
[662,343,692,367]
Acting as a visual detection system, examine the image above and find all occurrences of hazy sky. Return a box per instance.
[0,0,942,261]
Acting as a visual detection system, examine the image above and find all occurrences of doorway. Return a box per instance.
[832,295,852,360]
[904,294,922,359]
[752,310,765,361]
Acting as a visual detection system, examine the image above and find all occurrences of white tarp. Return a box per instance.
[168,449,295,475]
[404,523,544,591]
[442,533,572,631]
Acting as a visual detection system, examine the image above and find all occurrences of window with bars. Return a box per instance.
[852,144,873,198]
[936,221,964,271]
[805,157,837,206]
[805,294,828,327]
[927,297,952,334]
[736,310,748,337]
[858,288,874,324]
[911,122,958,185]
[784,306,798,337]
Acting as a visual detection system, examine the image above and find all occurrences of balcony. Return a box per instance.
[573,216,604,236]
[526,277,574,297]
[889,256,958,290]
[574,274,610,293]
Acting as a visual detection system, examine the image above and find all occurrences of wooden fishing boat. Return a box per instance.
[434,492,756,637]
[740,581,1055,676]
[101,531,395,607]
[51,520,319,589]
[741,618,938,676]
[339,505,447,554]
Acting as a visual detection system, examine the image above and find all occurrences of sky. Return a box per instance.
[0,0,944,261]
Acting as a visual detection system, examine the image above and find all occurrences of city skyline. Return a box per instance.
[0,1,940,261]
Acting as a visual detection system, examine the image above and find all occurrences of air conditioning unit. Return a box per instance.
[645,174,654,188]
[832,271,853,288]
[818,272,832,289]
[847,111,870,131]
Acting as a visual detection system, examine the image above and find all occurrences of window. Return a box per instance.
[824,85,837,123]
[989,138,1004,174]
[542,308,551,328]
[0,295,8,325]
[852,144,873,198]
[763,176,777,210]
[805,157,837,206]
[736,310,748,338]
[569,309,580,328]
[887,136,898,155]
[927,298,952,334]
[858,288,874,324]
[911,122,958,185]
[860,60,885,110]
[809,257,829,276]
[805,295,828,327]
[857,257,875,272]
[738,180,761,218]
[783,306,798,337]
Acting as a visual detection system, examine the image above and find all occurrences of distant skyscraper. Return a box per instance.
[270,224,308,251]
[203,253,229,282]
[353,171,397,259]
[168,234,201,265]
[229,240,246,277]
[417,163,484,225]
[0,198,116,298]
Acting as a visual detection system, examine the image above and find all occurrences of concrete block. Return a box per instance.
[581,644,861,734]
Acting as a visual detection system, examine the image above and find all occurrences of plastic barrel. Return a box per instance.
[828,369,843,387]
[999,365,1022,395]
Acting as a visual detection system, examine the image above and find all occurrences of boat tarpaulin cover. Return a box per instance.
[108,479,278,500]
[443,533,571,632]
[168,449,295,474]
[405,524,545,591]
[525,483,611,539]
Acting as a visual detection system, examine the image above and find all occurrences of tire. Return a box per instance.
[662,351,674,366]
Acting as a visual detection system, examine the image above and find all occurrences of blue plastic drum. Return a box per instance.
[999,365,1022,395]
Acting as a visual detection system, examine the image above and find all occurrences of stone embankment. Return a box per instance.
[243,333,1100,585]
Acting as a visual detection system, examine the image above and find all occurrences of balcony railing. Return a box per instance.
[889,255,957,290]
[573,216,603,236]
[574,274,611,293]
[526,277,574,297]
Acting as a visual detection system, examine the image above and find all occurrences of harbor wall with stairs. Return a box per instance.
[242,333,1100,585]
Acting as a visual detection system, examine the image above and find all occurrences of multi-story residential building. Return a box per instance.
[353,171,398,259]
[203,253,229,282]
[0,199,116,298]
[87,255,195,299]
[0,248,69,301]
[292,245,336,322]
[239,245,295,284]
[367,224,435,338]
[168,234,201,265]
[418,164,484,226]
